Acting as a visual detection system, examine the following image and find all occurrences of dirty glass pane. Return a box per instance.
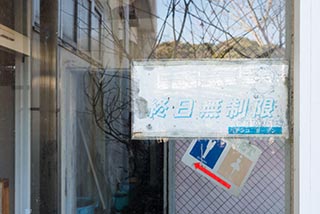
[0,0,290,213]
[150,0,289,213]
[61,0,289,213]
[175,139,288,213]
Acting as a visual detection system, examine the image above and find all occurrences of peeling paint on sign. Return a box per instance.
[131,60,289,139]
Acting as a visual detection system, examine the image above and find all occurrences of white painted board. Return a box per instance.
[131,60,289,139]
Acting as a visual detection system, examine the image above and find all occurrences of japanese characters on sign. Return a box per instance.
[131,60,288,139]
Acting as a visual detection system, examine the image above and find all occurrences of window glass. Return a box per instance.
[91,8,101,60]
[33,0,40,27]
[62,0,77,42]
[79,0,91,52]
[0,1,14,30]
[60,0,289,213]
[0,0,291,213]
[153,1,288,213]
[0,0,27,35]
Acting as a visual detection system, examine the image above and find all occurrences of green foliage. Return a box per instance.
[154,38,284,59]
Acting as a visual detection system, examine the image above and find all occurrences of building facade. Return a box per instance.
[1,0,320,214]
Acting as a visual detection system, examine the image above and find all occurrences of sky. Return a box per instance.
[154,0,285,45]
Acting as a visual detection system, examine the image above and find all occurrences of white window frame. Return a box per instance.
[294,0,320,213]
[15,54,32,214]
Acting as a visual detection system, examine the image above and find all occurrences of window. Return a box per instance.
[60,0,102,62]
[0,0,14,30]
[33,0,40,27]
[91,8,102,61]
[78,0,91,52]
[62,0,77,43]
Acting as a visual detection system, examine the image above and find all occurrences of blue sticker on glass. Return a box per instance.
[228,126,282,134]
[189,139,226,169]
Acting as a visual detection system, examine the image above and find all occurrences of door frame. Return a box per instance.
[0,0,31,212]
[14,52,31,214]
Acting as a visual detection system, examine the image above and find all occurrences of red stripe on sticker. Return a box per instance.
[194,162,231,189]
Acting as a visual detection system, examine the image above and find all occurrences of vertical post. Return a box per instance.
[120,1,131,183]
[285,0,293,213]
[163,142,168,214]
[39,0,58,213]
[168,141,176,214]
[294,0,320,213]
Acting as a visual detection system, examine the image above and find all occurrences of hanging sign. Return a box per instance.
[131,60,289,139]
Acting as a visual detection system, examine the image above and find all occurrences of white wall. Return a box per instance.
[294,0,320,213]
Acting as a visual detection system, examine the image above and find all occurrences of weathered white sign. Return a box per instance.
[131,60,288,139]
[182,139,262,196]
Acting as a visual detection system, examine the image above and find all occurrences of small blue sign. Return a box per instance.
[228,126,282,134]
[189,140,226,169]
